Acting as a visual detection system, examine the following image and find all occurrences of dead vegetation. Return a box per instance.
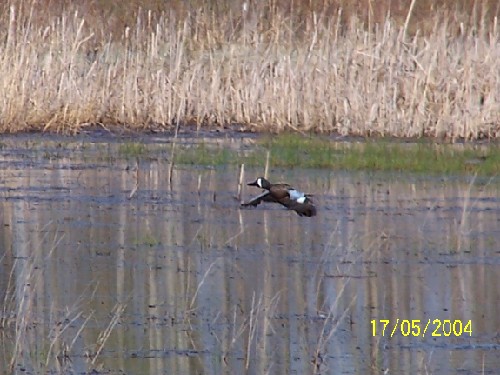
[0,0,498,139]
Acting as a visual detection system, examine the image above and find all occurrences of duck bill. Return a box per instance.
[247,180,259,187]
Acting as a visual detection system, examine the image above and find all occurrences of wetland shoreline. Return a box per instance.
[2,130,500,176]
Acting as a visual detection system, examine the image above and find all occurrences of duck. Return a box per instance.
[241,177,317,217]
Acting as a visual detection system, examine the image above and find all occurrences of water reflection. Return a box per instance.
[0,139,500,374]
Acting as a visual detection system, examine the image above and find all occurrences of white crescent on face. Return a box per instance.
[257,178,263,188]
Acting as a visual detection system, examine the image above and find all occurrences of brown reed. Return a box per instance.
[0,0,498,139]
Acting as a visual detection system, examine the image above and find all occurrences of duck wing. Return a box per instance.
[241,191,279,207]
[279,196,317,217]
[287,188,306,200]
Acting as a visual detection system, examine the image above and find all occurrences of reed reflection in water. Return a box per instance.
[0,141,500,374]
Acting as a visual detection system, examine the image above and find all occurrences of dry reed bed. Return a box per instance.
[0,4,498,138]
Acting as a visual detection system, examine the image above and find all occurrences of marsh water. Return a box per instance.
[1,134,500,375]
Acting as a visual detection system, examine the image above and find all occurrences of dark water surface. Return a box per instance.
[1,136,500,374]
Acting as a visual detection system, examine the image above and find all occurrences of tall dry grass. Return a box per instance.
[0,0,498,138]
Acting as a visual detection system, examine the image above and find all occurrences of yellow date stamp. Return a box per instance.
[371,319,472,337]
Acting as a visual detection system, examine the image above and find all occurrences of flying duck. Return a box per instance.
[241,177,317,217]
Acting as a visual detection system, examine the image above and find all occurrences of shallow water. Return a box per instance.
[1,135,500,374]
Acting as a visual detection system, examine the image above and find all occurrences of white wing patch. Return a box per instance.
[288,189,305,201]
[296,196,307,204]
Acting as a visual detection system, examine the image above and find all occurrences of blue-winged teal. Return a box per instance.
[241,177,317,217]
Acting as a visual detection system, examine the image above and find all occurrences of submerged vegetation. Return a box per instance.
[0,0,498,139]
[118,142,148,158]
[1,133,498,175]
[174,134,500,176]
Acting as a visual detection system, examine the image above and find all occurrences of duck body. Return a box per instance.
[242,177,317,217]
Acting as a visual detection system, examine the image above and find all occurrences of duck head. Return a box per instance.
[247,177,271,190]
